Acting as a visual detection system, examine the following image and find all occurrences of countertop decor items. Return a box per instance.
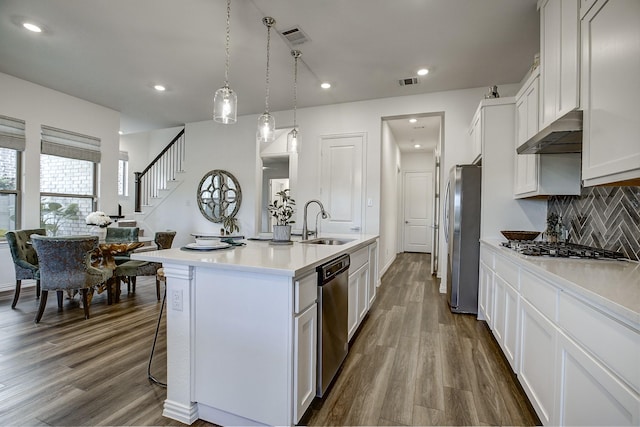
[268,189,295,242]
[85,211,112,227]
[500,230,540,241]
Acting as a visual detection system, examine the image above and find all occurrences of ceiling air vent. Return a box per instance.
[280,26,310,45]
[399,77,419,86]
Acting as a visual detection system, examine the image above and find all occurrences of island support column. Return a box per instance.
[161,263,198,424]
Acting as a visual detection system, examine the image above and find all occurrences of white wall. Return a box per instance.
[0,72,120,291]
[379,121,401,276]
[130,83,522,278]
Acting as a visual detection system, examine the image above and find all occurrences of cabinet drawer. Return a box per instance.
[558,292,640,393]
[520,269,558,321]
[349,246,369,273]
[481,247,495,269]
[495,254,519,289]
[295,273,317,314]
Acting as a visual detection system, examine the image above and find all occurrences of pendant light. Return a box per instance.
[257,17,276,143]
[213,0,237,124]
[287,50,301,153]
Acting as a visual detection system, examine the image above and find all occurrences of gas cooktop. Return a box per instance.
[501,241,626,260]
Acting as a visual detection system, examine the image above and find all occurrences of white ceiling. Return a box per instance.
[0,0,539,141]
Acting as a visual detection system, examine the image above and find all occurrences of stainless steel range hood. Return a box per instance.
[517,110,583,154]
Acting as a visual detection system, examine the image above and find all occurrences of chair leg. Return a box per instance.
[81,289,90,320]
[131,276,137,294]
[115,279,121,303]
[36,280,41,299]
[106,280,113,305]
[155,278,161,301]
[56,291,64,311]
[35,290,48,323]
[11,279,21,309]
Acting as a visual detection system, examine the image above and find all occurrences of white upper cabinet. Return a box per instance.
[514,68,581,198]
[539,0,581,128]
[469,108,482,163]
[580,0,640,186]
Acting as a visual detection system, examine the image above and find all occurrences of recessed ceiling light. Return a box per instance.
[409,118,417,123]
[118,130,123,135]
[320,82,331,89]
[154,85,166,92]
[414,144,421,149]
[23,22,42,33]
[417,68,429,76]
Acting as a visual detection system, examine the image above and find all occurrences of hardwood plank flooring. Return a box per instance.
[0,253,539,426]
[305,252,540,426]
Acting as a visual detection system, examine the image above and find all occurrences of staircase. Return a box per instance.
[123,128,186,236]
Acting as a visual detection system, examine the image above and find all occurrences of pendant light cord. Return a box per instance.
[223,0,231,87]
[263,18,274,113]
[148,285,167,388]
[293,51,298,127]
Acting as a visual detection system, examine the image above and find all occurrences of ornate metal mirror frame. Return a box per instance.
[197,169,242,223]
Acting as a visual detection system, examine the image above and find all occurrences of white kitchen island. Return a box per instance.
[131,234,379,426]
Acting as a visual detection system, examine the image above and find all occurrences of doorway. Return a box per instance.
[382,113,443,276]
[403,171,433,253]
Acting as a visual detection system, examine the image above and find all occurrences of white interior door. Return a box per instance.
[320,134,364,234]
[403,171,432,253]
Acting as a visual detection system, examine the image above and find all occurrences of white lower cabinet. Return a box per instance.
[293,303,317,423]
[348,263,369,341]
[519,298,558,425]
[481,242,640,426]
[368,241,378,306]
[293,272,318,423]
[555,332,640,426]
[500,278,520,371]
[479,261,495,328]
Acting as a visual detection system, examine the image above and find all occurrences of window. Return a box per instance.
[40,125,100,236]
[0,115,25,237]
[118,151,128,197]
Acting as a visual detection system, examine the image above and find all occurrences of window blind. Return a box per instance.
[41,125,101,162]
[0,115,26,151]
[119,151,129,161]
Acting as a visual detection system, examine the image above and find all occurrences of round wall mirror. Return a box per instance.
[197,170,242,223]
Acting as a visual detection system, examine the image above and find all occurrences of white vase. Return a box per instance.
[272,225,292,242]
[89,225,107,243]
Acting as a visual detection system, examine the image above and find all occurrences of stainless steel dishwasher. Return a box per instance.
[316,253,350,397]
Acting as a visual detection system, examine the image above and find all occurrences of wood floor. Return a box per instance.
[0,253,539,426]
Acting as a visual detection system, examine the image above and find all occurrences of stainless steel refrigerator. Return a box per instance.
[445,165,481,314]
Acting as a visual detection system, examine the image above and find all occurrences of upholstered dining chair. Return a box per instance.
[30,235,112,323]
[115,231,176,301]
[105,226,139,264]
[6,228,47,309]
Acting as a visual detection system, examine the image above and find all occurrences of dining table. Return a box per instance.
[90,238,152,304]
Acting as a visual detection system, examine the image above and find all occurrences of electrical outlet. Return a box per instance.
[171,290,183,311]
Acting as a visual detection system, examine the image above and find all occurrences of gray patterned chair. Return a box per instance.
[105,226,139,264]
[31,235,113,323]
[6,228,46,309]
[115,231,176,300]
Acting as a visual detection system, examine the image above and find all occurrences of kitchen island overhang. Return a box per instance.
[132,234,379,426]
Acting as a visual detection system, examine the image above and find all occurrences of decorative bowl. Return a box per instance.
[195,237,221,246]
[500,230,540,241]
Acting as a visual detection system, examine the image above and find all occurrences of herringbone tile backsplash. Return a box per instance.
[548,186,640,261]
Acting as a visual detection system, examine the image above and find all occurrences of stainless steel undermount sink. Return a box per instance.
[301,238,354,245]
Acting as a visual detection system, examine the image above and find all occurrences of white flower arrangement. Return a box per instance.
[86,211,112,228]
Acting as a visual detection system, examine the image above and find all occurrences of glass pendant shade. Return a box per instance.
[213,0,236,124]
[257,112,275,143]
[287,127,299,152]
[213,85,237,124]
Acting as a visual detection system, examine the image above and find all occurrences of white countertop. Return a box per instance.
[482,239,640,326]
[131,233,379,278]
